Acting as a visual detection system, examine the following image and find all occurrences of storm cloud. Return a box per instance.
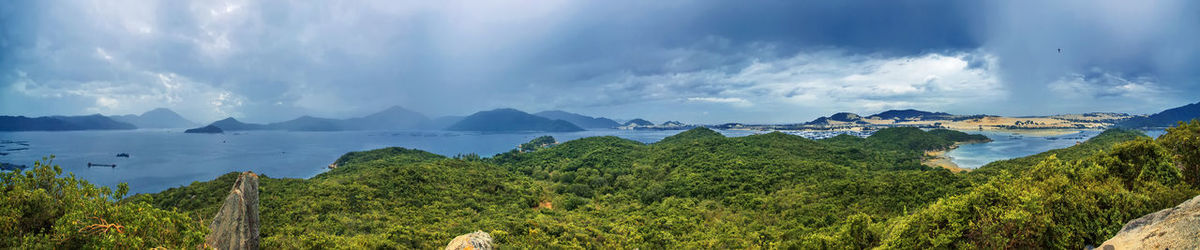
[1,0,1197,124]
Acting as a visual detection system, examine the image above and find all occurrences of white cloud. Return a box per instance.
[1049,70,1166,101]
[589,50,1005,115]
[9,69,243,121]
[686,97,752,107]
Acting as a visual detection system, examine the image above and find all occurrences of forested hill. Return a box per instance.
[8,124,1199,248]
[1118,101,1200,128]
[113,125,1195,248]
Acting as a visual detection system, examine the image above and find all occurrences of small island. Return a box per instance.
[184,125,224,134]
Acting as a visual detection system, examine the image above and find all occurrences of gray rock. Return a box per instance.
[1100,194,1200,249]
[205,171,260,250]
[445,231,493,250]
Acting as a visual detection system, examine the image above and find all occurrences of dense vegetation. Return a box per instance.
[6,123,1199,248]
[0,157,206,248]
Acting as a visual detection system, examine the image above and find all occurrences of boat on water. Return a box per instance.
[87,162,117,168]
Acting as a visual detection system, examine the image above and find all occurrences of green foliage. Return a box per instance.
[655,127,725,144]
[928,129,991,143]
[881,136,1198,249]
[116,127,1198,248]
[867,127,956,151]
[1,156,207,248]
[1158,119,1200,187]
[518,136,556,152]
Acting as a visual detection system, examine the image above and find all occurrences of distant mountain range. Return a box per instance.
[1118,101,1200,128]
[805,110,958,126]
[447,108,584,132]
[534,110,620,129]
[190,106,433,132]
[110,108,197,128]
[0,114,136,131]
[10,101,1198,133]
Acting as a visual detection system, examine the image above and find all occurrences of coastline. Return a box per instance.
[922,140,989,173]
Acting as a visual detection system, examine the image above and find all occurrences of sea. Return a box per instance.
[0,128,1168,194]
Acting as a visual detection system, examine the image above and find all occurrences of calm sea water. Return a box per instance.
[0,129,758,194]
[0,128,1167,194]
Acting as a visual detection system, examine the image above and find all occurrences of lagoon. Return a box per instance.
[945,129,1167,169]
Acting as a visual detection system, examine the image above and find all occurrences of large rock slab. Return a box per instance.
[445,231,493,250]
[205,171,260,250]
[1100,194,1200,249]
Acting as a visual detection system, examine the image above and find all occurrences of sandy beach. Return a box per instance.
[923,149,970,173]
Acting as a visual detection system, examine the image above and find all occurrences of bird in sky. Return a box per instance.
[1058,48,1062,53]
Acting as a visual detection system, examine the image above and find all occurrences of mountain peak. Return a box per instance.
[106,108,196,128]
[535,110,620,129]
[142,107,176,116]
[624,118,653,126]
[829,112,862,122]
[447,108,584,132]
[869,109,952,120]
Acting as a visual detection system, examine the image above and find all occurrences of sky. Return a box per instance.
[1,0,1198,124]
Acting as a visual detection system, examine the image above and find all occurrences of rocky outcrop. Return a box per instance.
[206,171,260,250]
[1100,194,1200,249]
[445,231,493,250]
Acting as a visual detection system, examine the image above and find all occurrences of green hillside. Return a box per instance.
[6,124,1199,248]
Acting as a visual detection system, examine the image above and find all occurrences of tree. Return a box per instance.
[1158,119,1200,187]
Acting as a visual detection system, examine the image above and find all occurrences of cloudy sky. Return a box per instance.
[2,0,1198,124]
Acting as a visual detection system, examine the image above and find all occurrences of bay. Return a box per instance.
[1,128,1167,194]
[946,129,1168,169]
[0,129,757,194]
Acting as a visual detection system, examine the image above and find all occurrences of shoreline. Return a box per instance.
[924,149,969,173]
[922,141,988,173]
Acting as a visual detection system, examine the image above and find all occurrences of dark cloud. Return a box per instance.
[1,0,1197,124]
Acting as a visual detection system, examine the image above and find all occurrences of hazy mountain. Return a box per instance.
[184,125,223,134]
[430,116,465,129]
[110,108,196,128]
[1118,101,1200,128]
[208,117,269,131]
[0,114,136,131]
[868,109,954,120]
[623,118,653,126]
[268,116,344,131]
[660,121,685,126]
[447,108,584,132]
[191,106,432,132]
[534,110,620,129]
[341,106,431,130]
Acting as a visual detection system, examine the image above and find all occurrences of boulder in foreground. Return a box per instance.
[445,231,493,250]
[1100,194,1200,249]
